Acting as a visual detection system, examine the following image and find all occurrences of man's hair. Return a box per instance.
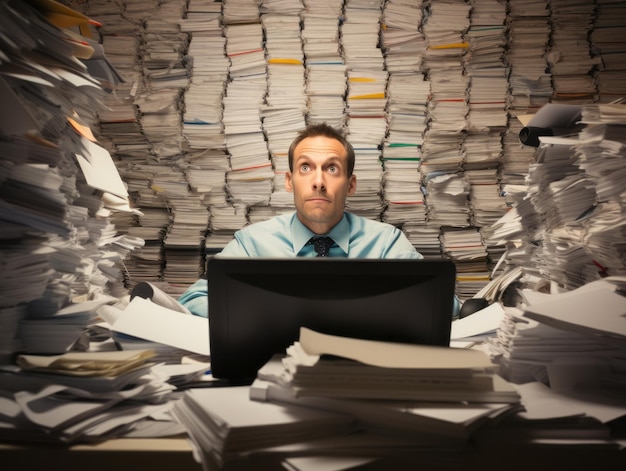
[287,123,356,176]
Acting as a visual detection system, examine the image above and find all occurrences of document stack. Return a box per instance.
[465,0,508,132]
[260,6,307,215]
[463,0,509,272]
[421,0,470,174]
[170,384,355,470]
[302,0,347,127]
[0,0,145,361]
[380,1,428,241]
[380,0,425,74]
[0,349,184,444]
[424,172,471,228]
[171,327,521,470]
[137,0,189,159]
[255,327,520,404]
[381,72,429,231]
[592,1,626,102]
[484,277,626,454]
[181,2,229,150]
[441,227,491,301]
[577,104,626,277]
[342,1,387,220]
[506,0,551,112]
[223,18,273,207]
[548,0,598,104]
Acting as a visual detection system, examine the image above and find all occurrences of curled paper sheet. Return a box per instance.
[519,103,583,147]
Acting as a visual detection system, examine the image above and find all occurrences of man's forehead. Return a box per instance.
[294,136,346,158]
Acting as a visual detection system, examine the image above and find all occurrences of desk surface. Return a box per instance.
[2,436,624,471]
[0,438,202,471]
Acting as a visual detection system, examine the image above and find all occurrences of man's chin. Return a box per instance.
[299,209,338,226]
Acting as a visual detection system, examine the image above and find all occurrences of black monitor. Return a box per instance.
[206,257,457,381]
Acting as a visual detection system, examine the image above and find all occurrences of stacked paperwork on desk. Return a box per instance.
[169,385,355,468]
[487,277,626,429]
[260,327,520,404]
[0,349,186,444]
[248,328,521,442]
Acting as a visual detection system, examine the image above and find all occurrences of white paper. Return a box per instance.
[112,297,210,355]
[75,136,128,198]
[450,302,505,340]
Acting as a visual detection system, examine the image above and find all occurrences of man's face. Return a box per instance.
[285,135,357,234]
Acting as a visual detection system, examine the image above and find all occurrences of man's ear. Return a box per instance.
[284,171,293,192]
[347,174,357,196]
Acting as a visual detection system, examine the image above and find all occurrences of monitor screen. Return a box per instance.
[207,258,457,380]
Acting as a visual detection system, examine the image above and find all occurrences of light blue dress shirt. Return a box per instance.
[177,212,422,317]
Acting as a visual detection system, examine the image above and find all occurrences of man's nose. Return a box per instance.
[312,169,326,190]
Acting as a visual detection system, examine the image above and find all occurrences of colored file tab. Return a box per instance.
[349,93,385,100]
[428,42,469,50]
[349,77,379,82]
[268,58,303,65]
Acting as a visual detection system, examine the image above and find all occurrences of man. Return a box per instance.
[178,123,424,317]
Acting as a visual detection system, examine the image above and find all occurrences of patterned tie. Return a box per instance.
[310,236,334,257]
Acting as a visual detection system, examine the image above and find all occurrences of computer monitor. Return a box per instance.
[207,257,457,381]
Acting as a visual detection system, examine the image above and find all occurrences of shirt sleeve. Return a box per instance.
[383,227,424,259]
[217,236,252,257]
[177,278,208,318]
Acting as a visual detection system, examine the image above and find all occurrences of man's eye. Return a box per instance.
[300,164,310,172]
[328,165,338,174]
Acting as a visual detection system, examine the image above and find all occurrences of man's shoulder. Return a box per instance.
[345,212,398,234]
[237,211,294,235]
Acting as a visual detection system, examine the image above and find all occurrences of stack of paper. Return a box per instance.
[342,2,387,221]
[402,225,444,258]
[204,203,249,252]
[169,327,521,469]
[258,328,520,404]
[506,3,551,112]
[137,0,189,158]
[424,172,471,227]
[18,297,117,355]
[500,117,537,188]
[466,0,508,132]
[592,2,626,103]
[162,194,209,286]
[487,278,626,432]
[524,136,597,290]
[92,52,150,165]
[0,0,146,361]
[222,0,260,25]
[421,0,469,177]
[574,107,626,277]
[467,169,508,229]
[302,1,347,127]
[441,227,491,301]
[170,385,355,469]
[181,9,229,149]
[548,0,599,103]
[382,72,429,230]
[122,191,167,285]
[168,326,524,467]
[381,0,425,73]
[261,10,307,202]
[222,18,272,208]
[0,349,178,444]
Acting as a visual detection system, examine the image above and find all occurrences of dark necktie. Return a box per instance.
[310,236,334,257]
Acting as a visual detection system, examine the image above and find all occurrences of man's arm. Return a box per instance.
[177,236,252,317]
[177,278,208,317]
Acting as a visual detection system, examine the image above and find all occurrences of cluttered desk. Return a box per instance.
[1,260,625,470]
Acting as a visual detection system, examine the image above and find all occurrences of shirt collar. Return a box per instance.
[291,212,349,255]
